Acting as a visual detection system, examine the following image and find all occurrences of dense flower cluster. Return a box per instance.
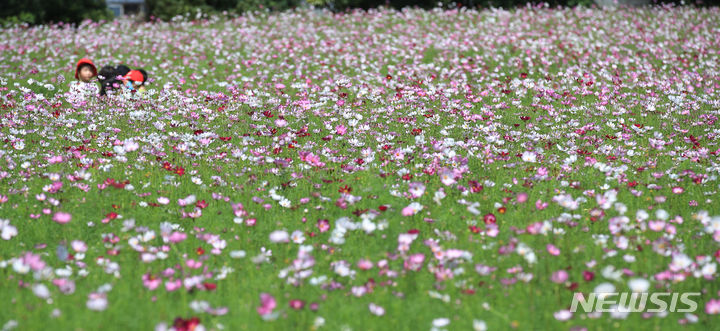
[0,6,719,330]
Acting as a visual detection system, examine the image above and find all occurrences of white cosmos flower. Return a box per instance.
[670,253,692,271]
[361,219,377,234]
[473,320,487,331]
[13,259,30,274]
[609,305,630,319]
[602,265,623,281]
[432,318,450,327]
[433,190,446,204]
[229,250,246,259]
[313,317,325,328]
[439,170,456,186]
[521,151,537,162]
[701,263,716,277]
[329,228,346,245]
[524,251,537,264]
[656,209,669,220]
[1,219,18,240]
[594,283,616,299]
[291,230,305,244]
[124,140,139,152]
[86,293,108,311]
[628,278,650,292]
[269,230,289,243]
[553,309,572,321]
[516,243,532,256]
[32,284,51,299]
[705,217,720,234]
[368,303,385,316]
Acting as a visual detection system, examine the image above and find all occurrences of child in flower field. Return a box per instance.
[67,58,100,103]
[123,69,148,94]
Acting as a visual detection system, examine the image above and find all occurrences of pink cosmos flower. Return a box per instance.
[299,151,325,167]
[648,220,665,231]
[178,195,196,207]
[48,155,64,164]
[23,252,46,271]
[274,118,287,127]
[357,259,373,270]
[257,293,277,316]
[71,240,87,252]
[517,192,529,203]
[336,124,347,135]
[475,264,497,276]
[551,270,569,283]
[124,140,139,152]
[53,212,72,224]
[397,233,417,252]
[289,299,305,310]
[483,213,496,225]
[317,219,330,232]
[546,244,560,256]
[404,253,425,271]
[168,231,187,243]
[53,278,75,294]
[162,268,175,278]
[537,167,548,177]
[185,259,202,269]
[401,202,423,216]
[706,299,720,314]
[536,200,548,210]
[163,279,181,292]
[485,224,499,237]
[143,273,161,290]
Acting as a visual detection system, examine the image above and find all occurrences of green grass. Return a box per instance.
[1,6,720,331]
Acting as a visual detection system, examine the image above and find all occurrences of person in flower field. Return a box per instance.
[123,69,148,94]
[67,58,100,103]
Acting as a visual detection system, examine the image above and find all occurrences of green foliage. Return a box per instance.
[145,0,300,19]
[0,0,111,26]
[146,0,206,20]
[235,0,300,13]
[2,0,708,26]
[565,0,595,6]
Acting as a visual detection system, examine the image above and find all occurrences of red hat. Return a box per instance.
[75,58,97,79]
[124,70,144,83]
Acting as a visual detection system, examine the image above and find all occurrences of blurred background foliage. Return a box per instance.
[1,0,112,25]
[1,0,712,25]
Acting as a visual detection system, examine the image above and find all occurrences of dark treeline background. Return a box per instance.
[0,0,714,25]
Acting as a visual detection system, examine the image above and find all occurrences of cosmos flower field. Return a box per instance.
[1,6,720,330]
